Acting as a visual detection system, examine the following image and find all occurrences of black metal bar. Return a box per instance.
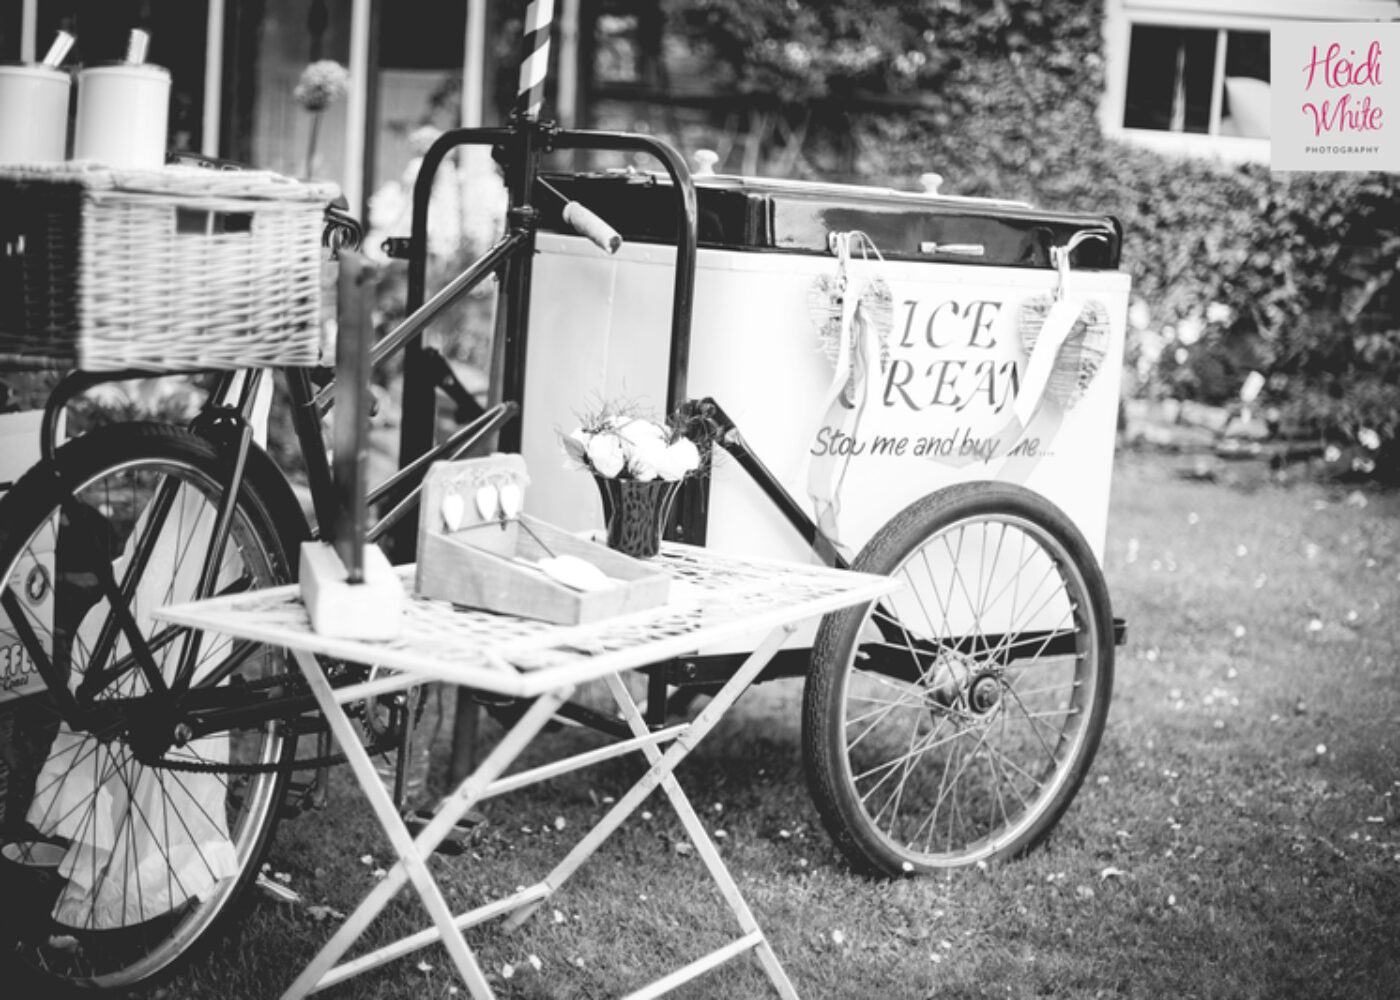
[493,119,548,455]
[83,566,267,698]
[663,648,814,688]
[548,129,698,415]
[549,129,704,558]
[695,397,847,569]
[395,126,515,558]
[286,366,339,537]
[172,395,260,689]
[182,690,325,742]
[80,467,185,696]
[312,230,530,417]
[418,346,487,422]
[366,401,516,510]
[60,500,173,695]
[367,401,519,543]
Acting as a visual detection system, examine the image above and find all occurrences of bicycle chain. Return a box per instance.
[140,666,416,775]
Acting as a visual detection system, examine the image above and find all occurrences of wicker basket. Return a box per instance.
[0,164,339,372]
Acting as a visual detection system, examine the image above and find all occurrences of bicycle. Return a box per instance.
[0,116,1119,995]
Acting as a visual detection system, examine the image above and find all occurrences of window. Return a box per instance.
[1122,25,1270,139]
[1102,0,1400,162]
[595,14,643,86]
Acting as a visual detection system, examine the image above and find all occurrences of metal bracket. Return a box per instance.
[381,237,413,260]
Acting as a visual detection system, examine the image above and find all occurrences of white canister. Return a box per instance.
[0,64,72,164]
[73,63,170,169]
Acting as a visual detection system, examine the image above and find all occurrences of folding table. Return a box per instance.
[157,543,896,1000]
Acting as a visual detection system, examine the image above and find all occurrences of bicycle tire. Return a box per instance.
[0,422,299,993]
[802,482,1114,876]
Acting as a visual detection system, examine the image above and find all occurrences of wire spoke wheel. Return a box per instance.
[804,483,1114,875]
[0,425,295,993]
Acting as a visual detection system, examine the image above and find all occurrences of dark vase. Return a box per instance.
[594,476,682,558]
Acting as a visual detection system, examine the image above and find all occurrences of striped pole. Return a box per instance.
[516,0,555,119]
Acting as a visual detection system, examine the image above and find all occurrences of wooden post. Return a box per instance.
[299,249,403,640]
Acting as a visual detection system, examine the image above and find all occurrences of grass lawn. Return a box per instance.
[157,451,1400,1000]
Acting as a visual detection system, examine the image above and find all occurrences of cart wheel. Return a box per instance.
[802,482,1114,875]
[0,424,300,994]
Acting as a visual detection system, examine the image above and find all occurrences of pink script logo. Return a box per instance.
[1301,41,1384,136]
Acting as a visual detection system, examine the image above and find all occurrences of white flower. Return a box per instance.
[617,419,669,480]
[1206,301,1233,324]
[561,404,705,480]
[654,438,700,480]
[294,60,349,111]
[617,418,668,448]
[585,432,626,478]
[561,427,592,470]
[1358,427,1381,451]
[626,434,666,481]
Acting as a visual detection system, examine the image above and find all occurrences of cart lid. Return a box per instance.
[538,170,1122,270]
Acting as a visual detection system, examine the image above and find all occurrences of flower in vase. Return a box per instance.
[560,401,704,482]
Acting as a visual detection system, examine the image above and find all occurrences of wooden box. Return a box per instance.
[415,455,670,625]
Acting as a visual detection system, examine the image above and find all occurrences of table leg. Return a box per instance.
[279,648,571,1000]
[504,625,801,998]
[601,675,799,1000]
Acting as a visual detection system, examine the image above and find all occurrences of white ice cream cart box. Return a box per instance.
[520,172,1130,581]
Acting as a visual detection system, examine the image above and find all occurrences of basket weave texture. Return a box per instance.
[0,164,339,372]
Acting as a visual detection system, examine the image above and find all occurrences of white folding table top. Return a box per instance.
[157,543,897,699]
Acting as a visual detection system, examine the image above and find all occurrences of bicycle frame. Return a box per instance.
[17,116,732,763]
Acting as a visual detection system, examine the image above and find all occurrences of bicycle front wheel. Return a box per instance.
[0,423,297,993]
[803,482,1114,876]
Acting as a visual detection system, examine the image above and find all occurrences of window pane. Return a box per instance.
[1222,30,1270,139]
[380,0,465,70]
[595,14,642,85]
[1123,24,1217,134]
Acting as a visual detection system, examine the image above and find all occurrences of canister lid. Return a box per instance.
[76,61,170,78]
[0,62,72,77]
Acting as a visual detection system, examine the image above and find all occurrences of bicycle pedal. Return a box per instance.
[280,777,325,818]
[404,807,485,856]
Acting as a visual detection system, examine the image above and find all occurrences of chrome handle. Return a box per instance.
[919,242,985,257]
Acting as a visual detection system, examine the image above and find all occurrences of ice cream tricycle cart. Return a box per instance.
[0,50,1126,1000]
[512,159,1130,878]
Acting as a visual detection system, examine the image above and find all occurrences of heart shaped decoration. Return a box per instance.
[440,491,466,532]
[1017,295,1111,409]
[808,272,845,366]
[858,276,894,373]
[498,482,523,520]
[475,484,499,522]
